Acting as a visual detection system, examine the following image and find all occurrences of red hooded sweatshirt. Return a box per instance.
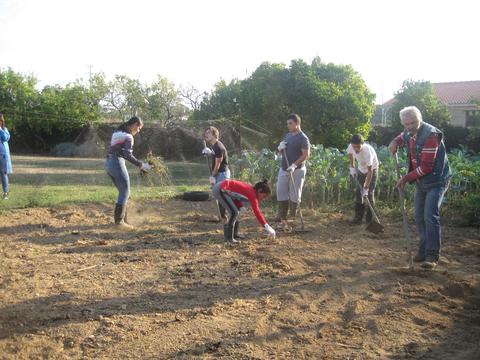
[220,180,267,226]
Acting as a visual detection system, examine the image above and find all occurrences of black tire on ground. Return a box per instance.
[182,191,211,202]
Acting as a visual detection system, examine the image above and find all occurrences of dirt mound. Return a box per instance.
[1,200,479,359]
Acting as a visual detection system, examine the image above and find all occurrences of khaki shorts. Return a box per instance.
[276,167,306,203]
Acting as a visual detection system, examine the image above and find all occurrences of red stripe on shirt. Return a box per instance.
[395,132,440,182]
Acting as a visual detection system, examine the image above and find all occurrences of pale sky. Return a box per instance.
[1,0,479,103]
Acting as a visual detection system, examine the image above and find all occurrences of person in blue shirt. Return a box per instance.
[0,113,13,200]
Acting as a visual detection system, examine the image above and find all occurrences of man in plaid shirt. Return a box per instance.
[389,106,452,269]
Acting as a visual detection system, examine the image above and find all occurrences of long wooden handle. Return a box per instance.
[394,152,413,268]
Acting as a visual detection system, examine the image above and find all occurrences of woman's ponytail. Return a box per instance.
[254,179,271,196]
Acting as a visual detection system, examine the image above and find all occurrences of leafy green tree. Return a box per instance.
[192,79,243,120]
[192,57,375,148]
[146,75,185,126]
[388,80,451,133]
[0,67,39,130]
[101,74,145,120]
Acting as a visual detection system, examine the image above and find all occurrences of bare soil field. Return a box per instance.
[1,199,479,359]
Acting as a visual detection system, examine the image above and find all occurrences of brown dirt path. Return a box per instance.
[1,200,479,359]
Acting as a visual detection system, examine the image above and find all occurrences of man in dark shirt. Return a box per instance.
[202,126,231,221]
[276,114,311,228]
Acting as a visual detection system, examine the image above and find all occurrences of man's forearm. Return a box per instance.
[212,157,222,176]
[348,154,355,168]
[294,150,310,166]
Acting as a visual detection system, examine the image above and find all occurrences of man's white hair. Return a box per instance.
[399,106,423,125]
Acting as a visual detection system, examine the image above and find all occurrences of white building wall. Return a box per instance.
[448,107,466,127]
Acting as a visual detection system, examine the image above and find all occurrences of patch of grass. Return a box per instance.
[0,156,210,211]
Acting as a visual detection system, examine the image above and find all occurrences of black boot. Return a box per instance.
[114,203,123,224]
[288,201,298,219]
[224,223,238,243]
[276,201,289,222]
[114,203,133,229]
[233,221,245,240]
[350,203,364,225]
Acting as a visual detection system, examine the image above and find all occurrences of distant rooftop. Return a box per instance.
[384,80,480,106]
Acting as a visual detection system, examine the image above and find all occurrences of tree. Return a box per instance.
[388,80,451,133]
[146,75,184,126]
[192,58,376,148]
[0,67,39,130]
[179,85,204,111]
[192,79,243,121]
[101,74,146,120]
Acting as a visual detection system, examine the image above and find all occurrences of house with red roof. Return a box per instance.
[379,81,480,127]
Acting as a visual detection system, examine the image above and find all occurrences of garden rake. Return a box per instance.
[395,153,414,269]
[354,177,385,234]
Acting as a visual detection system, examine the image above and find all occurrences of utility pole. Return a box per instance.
[233,97,241,154]
[88,64,93,82]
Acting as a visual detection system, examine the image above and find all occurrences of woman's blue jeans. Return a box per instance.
[105,155,130,205]
[214,168,231,183]
[414,182,449,261]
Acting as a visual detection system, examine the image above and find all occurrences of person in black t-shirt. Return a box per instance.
[202,126,230,184]
[202,126,231,221]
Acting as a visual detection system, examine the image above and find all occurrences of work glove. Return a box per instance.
[141,162,152,172]
[277,140,287,152]
[349,167,357,177]
[264,223,276,239]
[209,176,216,185]
[202,147,214,156]
[361,187,369,197]
[286,163,297,172]
[239,206,247,214]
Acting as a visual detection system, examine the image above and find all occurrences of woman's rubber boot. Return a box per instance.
[233,221,245,240]
[114,203,134,230]
[224,223,238,244]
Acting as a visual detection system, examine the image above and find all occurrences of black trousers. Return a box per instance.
[355,170,377,222]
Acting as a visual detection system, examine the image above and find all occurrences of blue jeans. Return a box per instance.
[105,155,130,205]
[414,183,449,261]
[214,168,230,219]
[0,154,9,193]
[212,181,239,228]
[0,173,8,194]
[215,168,231,183]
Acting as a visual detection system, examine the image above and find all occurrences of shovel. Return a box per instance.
[395,153,414,269]
[354,177,384,234]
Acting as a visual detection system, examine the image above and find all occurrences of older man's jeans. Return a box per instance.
[414,182,448,261]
